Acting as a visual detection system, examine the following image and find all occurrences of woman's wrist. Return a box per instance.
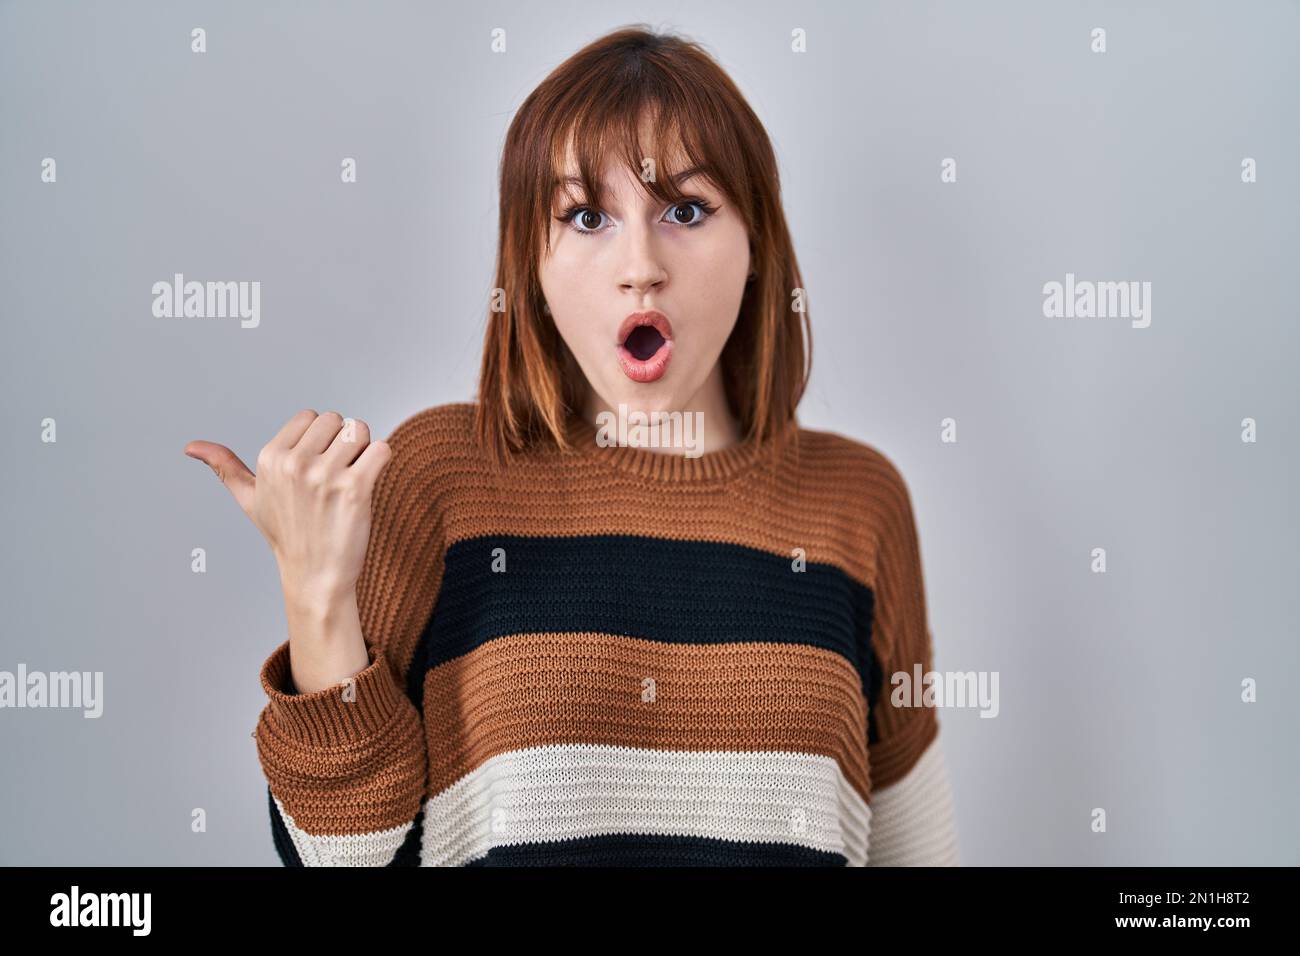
[281,587,369,694]
[279,568,357,620]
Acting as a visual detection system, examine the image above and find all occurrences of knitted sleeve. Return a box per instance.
[252,413,442,866]
[864,456,959,866]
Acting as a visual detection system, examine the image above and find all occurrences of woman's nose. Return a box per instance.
[616,224,668,293]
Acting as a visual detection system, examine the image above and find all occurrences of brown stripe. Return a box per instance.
[432,402,907,593]
[870,704,939,790]
[421,631,873,804]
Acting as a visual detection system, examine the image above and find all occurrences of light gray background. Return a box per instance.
[2,0,1296,865]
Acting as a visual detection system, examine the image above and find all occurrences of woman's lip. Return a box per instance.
[618,337,673,383]
[617,310,674,345]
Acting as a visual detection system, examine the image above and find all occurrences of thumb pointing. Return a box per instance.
[184,440,256,518]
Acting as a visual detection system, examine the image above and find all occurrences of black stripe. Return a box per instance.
[464,832,847,867]
[268,786,303,867]
[866,643,884,745]
[387,807,424,866]
[408,534,880,715]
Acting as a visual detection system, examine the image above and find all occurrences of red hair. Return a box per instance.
[475,25,812,466]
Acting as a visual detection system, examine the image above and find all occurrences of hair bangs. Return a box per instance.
[541,73,750,257]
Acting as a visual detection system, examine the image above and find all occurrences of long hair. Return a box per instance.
[475,24,812,466]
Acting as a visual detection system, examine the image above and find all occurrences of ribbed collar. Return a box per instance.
[560,410,782,483]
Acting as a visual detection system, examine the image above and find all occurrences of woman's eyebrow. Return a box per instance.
[555,165,710,191]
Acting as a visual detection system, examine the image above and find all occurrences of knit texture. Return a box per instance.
[253,401,959,866]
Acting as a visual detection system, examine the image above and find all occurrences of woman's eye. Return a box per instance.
[572,208,606,233]
[560,199,716,236]
[663,201,712,227]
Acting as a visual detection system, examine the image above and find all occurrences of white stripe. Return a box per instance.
[865,735,960,866]
[421,743,872,865]
[271,793,415,866]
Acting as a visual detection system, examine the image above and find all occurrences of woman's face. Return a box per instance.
[538,143,751,424]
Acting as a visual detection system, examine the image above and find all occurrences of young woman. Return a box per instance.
[185,26,958,867]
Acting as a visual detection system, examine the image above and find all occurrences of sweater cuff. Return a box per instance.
[259,639,408,748]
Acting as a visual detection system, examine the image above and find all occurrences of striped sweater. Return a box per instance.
[253,401,959,866]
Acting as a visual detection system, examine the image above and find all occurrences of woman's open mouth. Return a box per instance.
[617,310,674,383]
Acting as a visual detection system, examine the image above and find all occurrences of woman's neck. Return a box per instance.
[581,367,741,457]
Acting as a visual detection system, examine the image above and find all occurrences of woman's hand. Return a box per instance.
[183,410,393,692]
[185,409,392,606]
